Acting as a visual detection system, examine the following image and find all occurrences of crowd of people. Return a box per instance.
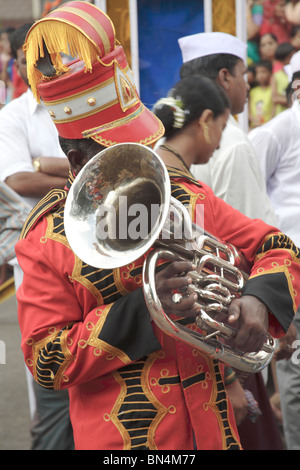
[1,0,300,452]
[0,25,27,108]
[247,0,300,127]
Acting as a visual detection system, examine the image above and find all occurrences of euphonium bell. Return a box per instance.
[64,143,275,373]
[64,143,171,269]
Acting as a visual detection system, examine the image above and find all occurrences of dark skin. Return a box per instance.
[67,141,268,355]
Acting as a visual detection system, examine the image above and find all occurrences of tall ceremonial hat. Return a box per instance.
[178,32,247,64]
[24,1,164,147]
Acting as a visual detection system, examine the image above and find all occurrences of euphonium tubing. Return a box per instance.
[142,248,275,374]
[143,196,275,373]
[64,143,275,373]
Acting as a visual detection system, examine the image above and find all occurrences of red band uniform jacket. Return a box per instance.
[15,167,300,450]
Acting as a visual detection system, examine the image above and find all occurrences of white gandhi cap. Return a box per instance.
[178,32,247,64]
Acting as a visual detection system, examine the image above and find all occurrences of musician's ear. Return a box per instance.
[217,68,231,91]
[67,148,90,175]
[198,109,213,127]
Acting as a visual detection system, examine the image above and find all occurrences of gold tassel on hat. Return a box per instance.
[24,20,105,101]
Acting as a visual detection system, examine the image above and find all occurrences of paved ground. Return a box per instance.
[0,294,31,450]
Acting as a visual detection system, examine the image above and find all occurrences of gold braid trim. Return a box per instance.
[19,188,67,240]
[256,232,300,263]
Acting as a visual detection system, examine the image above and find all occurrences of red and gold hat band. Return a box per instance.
[43,62,138,125]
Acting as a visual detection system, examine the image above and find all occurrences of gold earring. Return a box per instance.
[202,123,211,144]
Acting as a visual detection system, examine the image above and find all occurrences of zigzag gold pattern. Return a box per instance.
[89,114,165,147]
[107,0,131,66]
[212,0,236,35]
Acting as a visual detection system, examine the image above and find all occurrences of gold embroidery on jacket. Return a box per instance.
[170,181,205,224]
[142,354,169,450]
[256,232,300,261]
[206,359,241,450]
[86,304,132,364]
[109,354,168,450]
[32,325,75,390]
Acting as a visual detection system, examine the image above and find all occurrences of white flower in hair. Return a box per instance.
[154,96,186,129]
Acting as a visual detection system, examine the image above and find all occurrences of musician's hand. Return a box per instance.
[155,260,200,318]
[227,295,269,353]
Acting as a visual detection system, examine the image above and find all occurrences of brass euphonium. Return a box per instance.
[64,143,275,373]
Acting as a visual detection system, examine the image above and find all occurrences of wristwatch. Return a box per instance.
[32,158,41,172]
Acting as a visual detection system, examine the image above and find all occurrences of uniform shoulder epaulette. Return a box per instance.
[20,170,75,240]
[19,187,68,240]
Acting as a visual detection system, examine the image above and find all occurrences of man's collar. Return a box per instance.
[27,88,40,115]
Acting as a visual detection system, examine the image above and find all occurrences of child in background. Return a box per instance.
[271,42,296,115]
[249,60,275,128]
[259,33,279,71]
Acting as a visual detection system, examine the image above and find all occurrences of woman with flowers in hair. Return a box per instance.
[153,75,230,170]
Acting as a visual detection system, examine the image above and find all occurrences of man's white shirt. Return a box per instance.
[191,115,277,226]
[249,100,300,247]
[0,88,66,209]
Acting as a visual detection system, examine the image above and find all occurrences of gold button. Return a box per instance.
[87,97,96,106]
[49,110,55,118]
[64,106,72,115]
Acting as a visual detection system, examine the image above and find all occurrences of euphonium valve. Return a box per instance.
[64,143,275,374]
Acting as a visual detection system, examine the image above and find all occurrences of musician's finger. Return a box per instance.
[160,289,197,312]
[160,260,196,279]
[162,275,193,291]
[170,292,200,317]
[227,299,242,323]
